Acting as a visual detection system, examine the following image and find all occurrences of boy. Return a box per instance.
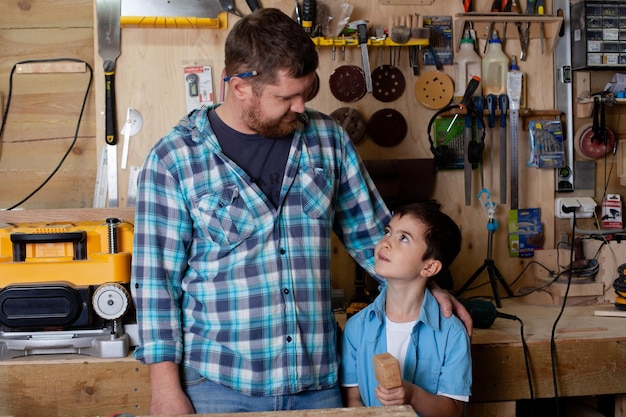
[340,203,471,417]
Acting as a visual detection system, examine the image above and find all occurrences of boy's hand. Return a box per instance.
[375,382,409,406]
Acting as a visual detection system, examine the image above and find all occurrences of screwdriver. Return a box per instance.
[537,0,545,54]
[301,0,315,36]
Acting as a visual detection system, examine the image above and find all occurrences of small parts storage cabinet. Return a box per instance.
[572,0,626,68]
[0,218,134,360]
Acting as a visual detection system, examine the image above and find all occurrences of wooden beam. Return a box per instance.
[16,62,86,74]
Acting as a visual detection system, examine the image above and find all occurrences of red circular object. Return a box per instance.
[372,65,406,103]
[329,65,367,103]
[576,123,615,160]
[330,107,367,144]
[367,108,408,147]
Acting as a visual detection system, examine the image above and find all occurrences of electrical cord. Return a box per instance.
[0,58,93,210]
[549,210,577,417]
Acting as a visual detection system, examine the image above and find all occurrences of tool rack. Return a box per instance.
[454,13,563,53]
[311,36,429,48]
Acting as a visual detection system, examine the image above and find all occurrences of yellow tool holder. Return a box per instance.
[120,12,228,29]
[311,36,429,48]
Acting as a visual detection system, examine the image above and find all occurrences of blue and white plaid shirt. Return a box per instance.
[131,106,391,396]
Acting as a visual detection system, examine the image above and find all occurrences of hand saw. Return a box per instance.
[96,0,121,207]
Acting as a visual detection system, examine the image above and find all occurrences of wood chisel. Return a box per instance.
[498,94,508,204]
[355,20,373,94]
[507,71,522,210]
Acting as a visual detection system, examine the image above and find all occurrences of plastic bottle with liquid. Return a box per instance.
[508,56,526,109]
[481,31,509,96]
[453,30,482,102]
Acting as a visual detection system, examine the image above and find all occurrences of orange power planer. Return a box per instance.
[0,218,135,360]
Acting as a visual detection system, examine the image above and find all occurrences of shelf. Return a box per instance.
[454,13,563,54]
[311,36,429,48]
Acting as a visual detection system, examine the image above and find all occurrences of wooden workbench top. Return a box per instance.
[474,299,626,345]
[146,405,415,417]
[470,299,626,402]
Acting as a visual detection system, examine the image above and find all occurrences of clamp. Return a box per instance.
[478,188,498,231]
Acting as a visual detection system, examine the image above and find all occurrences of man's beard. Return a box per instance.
[242,101,299,138]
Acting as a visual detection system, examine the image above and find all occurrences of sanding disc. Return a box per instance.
[330,107,367,144]
[372,65,406,103]
[574,122,616,160]
[367,108,408,147]
[329,65,367,103]
[414,71,454,109]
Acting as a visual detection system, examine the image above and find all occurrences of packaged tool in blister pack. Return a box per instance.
[0,218,135,360]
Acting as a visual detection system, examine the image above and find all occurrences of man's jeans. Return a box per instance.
[182,365,343,413]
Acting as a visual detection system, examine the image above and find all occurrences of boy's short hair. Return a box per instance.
[393,202,461,269]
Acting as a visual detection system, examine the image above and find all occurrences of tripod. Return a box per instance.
[456,190,514,307]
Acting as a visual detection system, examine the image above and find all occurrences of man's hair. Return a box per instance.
[224,8,319,87]
[393,202,462,269]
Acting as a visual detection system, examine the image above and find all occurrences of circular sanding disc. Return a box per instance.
[367,108,408,147]
[329,65,367,103]
[372,65,406,103]
[414,71,454,109]
[330,107,367,144]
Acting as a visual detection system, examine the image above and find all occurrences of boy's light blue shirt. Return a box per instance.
[340,284,472,414]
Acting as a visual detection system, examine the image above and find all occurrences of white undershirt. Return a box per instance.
[385,316,417,374]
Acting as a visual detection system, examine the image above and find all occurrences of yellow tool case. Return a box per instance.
[0,218,135,360]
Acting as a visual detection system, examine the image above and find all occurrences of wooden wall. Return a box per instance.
[1,0,590,301]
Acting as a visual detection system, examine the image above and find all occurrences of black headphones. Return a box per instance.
[427,103,486,170]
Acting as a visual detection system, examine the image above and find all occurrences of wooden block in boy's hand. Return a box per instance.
[373,353,402,389]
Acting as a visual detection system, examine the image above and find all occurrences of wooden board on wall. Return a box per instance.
[0,0,96,210]
[0,0,559,296]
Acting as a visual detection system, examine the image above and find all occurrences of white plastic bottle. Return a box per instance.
[481,31,509,96]
[508,56,527,109]
[453,30,482,102]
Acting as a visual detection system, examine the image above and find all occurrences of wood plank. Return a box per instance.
[144,405,416,417]
[0,207,135,224]
[0,0,93,29]
[0,138,97,210]
[16,62,87,74]
[0,354,150,417]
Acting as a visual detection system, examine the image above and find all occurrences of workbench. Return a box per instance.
[1,210,626,416]
[0,300,624,417]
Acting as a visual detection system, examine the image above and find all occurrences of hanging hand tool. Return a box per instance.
[507,72,521,210]
[501,0,511,49]
[461,76,481,206]
[486,94,497,191]
[301,0,316,35]
[354,20,373,93]
[96,0,121,208]
[245,0,261,12]
[510,0,529,62]
[498,94,509,204]
[219,0,244,17]
[537,0,545,54]
[520,0,536,61]
[473,95,485,189]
